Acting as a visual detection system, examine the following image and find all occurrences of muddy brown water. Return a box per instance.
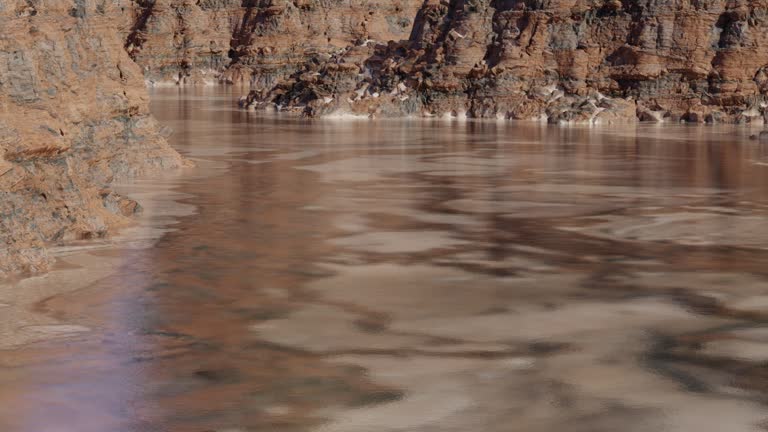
[2,88,768,431]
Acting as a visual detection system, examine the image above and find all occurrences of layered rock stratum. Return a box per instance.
[0,1,182,277]
[121,0,768,123]
[238,0,768,123]
[124,0,423,86]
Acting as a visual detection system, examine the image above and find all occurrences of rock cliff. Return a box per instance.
[125,0,239,85]
[123,0,423,86]
[0,0,182,277]
[240,0,768,123]
[126,0,767,123]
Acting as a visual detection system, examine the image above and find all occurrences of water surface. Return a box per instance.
[2,88,768,431]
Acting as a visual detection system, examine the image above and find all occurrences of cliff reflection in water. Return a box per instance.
[2,87,768,431]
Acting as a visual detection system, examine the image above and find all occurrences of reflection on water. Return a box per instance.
[2,88,768,431]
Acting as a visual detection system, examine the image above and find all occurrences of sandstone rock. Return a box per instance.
[105,0,768,121]
[125,0,240,85]
[0,1,182,277]
[222,0,768,122]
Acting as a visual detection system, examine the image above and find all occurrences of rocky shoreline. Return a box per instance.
[122,0,768,123]
[0,2,182,277]
[236,0,768,123]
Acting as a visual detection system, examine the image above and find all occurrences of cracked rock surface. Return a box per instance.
[239,0,768,122]
[125,0,768,122]
[0,1,182,277]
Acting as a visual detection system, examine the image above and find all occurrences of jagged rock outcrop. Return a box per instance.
[115,0,768,121]
[224,0,424,86]
[0,0,182,277]
[125,0,240,85]
[234,0,768,124]
[123,0,422,85]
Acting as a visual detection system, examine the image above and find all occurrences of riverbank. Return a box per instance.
[0,164,200,349]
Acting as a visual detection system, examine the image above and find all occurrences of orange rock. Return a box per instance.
[0,1,181,277]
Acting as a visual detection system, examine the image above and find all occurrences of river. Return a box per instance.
[1,88,768,431]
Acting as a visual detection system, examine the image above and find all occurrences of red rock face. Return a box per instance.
[231,0,768,123]
[0,1,182,277]
[125,0,241,85]
[123,0,423,86]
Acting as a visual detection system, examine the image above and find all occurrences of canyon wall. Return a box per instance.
[242,0,768,123]
[124,0,422,85]
[125,0,239,85]
[123,0,768,123]
[0,0,182,277]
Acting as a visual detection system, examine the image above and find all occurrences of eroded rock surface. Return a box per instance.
[0,1,182,277]
[123,0,422,86]
[119,0,768,121]
[218,0,768,123]
[125,0,240,85]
